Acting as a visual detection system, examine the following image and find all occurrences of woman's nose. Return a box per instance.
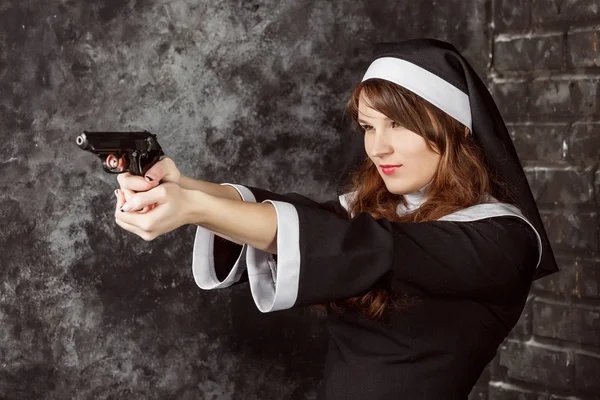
[369,132,393,158]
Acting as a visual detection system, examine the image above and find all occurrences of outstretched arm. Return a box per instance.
[188,189,279,254]
[115,183,279,254]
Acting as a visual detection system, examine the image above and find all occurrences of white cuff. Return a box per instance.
[191,183,257,289]
[246,201,301,312]
[221,183,256,202]
[192,226,247,289]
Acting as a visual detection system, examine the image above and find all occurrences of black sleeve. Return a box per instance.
[246,185,349,218]
[243,187,539,308]
[296,205,537,306]
[194,185,345,290]
[213,238,248,284]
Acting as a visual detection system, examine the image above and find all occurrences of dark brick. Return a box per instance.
[567,122,600,165]
[568,29,600,68]
[498,340,573,389]
[532,0,600,23]
[488,382,537,400]
[468,384,488,400]
[508,122,568,162]
[574,352,600,393]
[494,34,564,72]
[489,355,507,381]
[509,295,533,338]
[475,366,492,398]
[533,299,600,347]
[541,211,599,253]
[533,257,600,298]
[524,164,596,206]
[492,81,530,119]
[529,79,599,116]
[494,0,532,32]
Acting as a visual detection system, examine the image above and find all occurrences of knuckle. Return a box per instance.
[117,172,129,185]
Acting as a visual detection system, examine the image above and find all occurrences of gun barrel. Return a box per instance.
[76,133,89,150]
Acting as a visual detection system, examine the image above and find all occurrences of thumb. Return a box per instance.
[144,157,179,184]
[143,160,167,185]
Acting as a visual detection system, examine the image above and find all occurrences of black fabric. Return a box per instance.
[213,237,247,283]
[217,187,538,399]
[248,187,537,307]
[341,38,558,280]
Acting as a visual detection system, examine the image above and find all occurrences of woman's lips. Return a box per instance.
[380,165,402,175]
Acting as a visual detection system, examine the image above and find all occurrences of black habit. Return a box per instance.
[190,39,557,399]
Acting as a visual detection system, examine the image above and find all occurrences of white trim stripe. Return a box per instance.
[191,183,257,290]
[192,226,248,289]
[221,183,256,201]
[246,201,301,312]
[438,203,543,269]
[362,57,473,132]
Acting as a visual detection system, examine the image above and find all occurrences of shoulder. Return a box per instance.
[439,201,542,270]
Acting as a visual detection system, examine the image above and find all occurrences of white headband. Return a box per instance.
[361,57,473,132]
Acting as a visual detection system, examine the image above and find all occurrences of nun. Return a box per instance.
[113,38,559,399]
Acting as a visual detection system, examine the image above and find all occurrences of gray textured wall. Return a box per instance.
[1,0,597,399]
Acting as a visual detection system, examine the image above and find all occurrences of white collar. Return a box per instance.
[396,182,431,214]
[339,185,500,218]
[338,182,432,217]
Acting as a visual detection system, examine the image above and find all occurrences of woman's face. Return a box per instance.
[358,94,441,195]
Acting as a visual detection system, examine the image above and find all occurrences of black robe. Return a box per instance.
[191,184,540,400]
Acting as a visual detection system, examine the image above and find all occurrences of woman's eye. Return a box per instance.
[391,121,401,128]
[361,125,373,131]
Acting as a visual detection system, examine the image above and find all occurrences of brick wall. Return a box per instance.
[469,1,600,398]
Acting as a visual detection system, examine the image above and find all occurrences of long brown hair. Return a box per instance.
[330,79,516,320]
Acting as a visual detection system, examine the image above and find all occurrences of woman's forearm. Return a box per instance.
[179,176,242,201]
[185,189,278,254]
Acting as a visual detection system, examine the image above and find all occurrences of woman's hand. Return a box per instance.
[117,157,182,212]
[114,183,198,241]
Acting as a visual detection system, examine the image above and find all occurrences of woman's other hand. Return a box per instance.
[114,183,196,241]
[116,157,182,212]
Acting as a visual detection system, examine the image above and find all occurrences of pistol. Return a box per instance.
[76,131,165,176]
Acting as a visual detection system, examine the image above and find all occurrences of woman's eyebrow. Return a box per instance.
[358,117,391,124]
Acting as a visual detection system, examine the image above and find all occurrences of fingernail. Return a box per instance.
[120,203,133,212]
[145,175,154,182]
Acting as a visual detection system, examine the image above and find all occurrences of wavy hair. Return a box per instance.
[330,79,517,320]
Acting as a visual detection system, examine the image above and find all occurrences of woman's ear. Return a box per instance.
[464,127,470,137]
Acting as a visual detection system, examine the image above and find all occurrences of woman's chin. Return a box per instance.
[383,183,405,196]
[383,182,422,196]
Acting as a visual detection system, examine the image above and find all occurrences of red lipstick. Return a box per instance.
[380,164,402,175]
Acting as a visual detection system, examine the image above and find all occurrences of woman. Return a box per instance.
[113,39,558,399]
